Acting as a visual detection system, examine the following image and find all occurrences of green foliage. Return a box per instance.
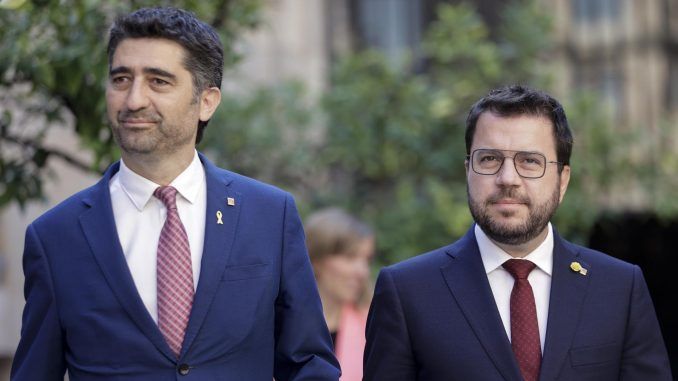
[204,1,557,264]
[3,0,675,265]
[650,120,678,216]
[552,92,619,243]
[0,0,262,208]
[205,1,677,265]
[202,81,319,197]
[552,92,678,243]
[316,2,558,264]
[497,0,553,82]
[320,51,469,262]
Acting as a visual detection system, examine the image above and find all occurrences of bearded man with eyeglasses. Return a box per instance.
[364,85,672,381]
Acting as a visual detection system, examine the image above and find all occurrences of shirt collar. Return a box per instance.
[118,150,205,211]
[475,222,554,276]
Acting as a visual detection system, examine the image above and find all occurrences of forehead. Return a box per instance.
[472,111,557,154]
[330,237,375,260]
[110,38,188,73]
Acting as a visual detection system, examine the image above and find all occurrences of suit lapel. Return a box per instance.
[440,227,523,381]
[539,233,590,380]
[79,163,175,360]
[180,153,241,357]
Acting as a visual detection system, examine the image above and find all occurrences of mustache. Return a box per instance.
[486,188,530,205]
[117,110,161,123]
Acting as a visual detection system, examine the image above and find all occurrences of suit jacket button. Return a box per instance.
[177,363,190,375]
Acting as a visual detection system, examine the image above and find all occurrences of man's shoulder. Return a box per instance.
[216,167,288,197]
[383,227,476,274]
[557,235,639,275]
[31,179,104,228]
[381,241,460,281]
[202,156,291,203]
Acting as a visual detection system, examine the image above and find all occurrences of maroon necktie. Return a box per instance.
[154,186,194,358]
[503,259,541,381]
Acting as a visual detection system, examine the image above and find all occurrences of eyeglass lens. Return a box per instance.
[472,149,546,178]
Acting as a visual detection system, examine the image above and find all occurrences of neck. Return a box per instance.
[121,149,195,186]
[493,226,549,258]
[318,288,343,332]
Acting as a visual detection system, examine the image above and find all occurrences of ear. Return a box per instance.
[199,87,221,122]
[464,159,470,176]
[558,165,571,204]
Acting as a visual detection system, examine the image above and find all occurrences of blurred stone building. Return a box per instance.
[1,0,676,379]
[550,0,678,128]
[339,0,678,128]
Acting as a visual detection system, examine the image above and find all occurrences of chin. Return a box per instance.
[491,210,526,222]
[495,220,528,232]
[339,293,360,306]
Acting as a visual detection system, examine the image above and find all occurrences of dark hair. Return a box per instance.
[305,207,375,307]
[465,85,573,167]
[107,7,223,144]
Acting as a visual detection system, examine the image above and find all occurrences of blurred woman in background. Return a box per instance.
[305,208,375,381]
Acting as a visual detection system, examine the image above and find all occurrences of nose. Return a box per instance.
[495,157,522,186]
[125,80,150,111]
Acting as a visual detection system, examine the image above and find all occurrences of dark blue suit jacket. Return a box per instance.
[364,226,672,380]
[11,153,340,380]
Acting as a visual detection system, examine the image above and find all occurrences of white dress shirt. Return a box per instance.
[475,223,553,352]
[109,151,206,322]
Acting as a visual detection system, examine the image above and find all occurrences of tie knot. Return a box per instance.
[503,259,536,280]
[154,186,178,210]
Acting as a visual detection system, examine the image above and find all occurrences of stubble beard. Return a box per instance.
[468,182,561,246]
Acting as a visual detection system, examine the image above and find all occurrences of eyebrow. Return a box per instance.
[109,66,178,81]
[479,148,544,155]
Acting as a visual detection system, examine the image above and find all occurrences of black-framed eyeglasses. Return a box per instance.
[467,149,562,179]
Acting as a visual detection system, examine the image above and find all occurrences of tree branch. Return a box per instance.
[1,133,102,174]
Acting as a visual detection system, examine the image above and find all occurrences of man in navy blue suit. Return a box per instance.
[364,85,672,380]
[11,7,339,380]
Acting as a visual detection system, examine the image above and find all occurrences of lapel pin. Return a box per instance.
[570,261,587,275]
[216,211,224,225]
[227,197,235,206]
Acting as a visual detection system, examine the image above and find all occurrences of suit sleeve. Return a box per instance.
[11,224,66,381]
[363,268,417,380]
[620,265,673,380]
[273,194,341,381]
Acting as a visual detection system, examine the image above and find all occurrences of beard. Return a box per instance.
[109,109,194,155]
[468,183,560,246]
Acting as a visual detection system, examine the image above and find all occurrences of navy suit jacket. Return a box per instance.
[364,226,672,380]
[11,153,340,381]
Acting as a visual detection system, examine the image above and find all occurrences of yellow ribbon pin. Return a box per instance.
[570,261,587,275]
[216,211,223,224]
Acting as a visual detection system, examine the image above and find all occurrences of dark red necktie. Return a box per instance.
[154,186,194,358]
[503,259,541,381]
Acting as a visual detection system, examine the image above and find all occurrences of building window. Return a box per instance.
[350,0,425,66]
[571,0,622,24]
[574,64,625,120]
[347,0,512,69]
